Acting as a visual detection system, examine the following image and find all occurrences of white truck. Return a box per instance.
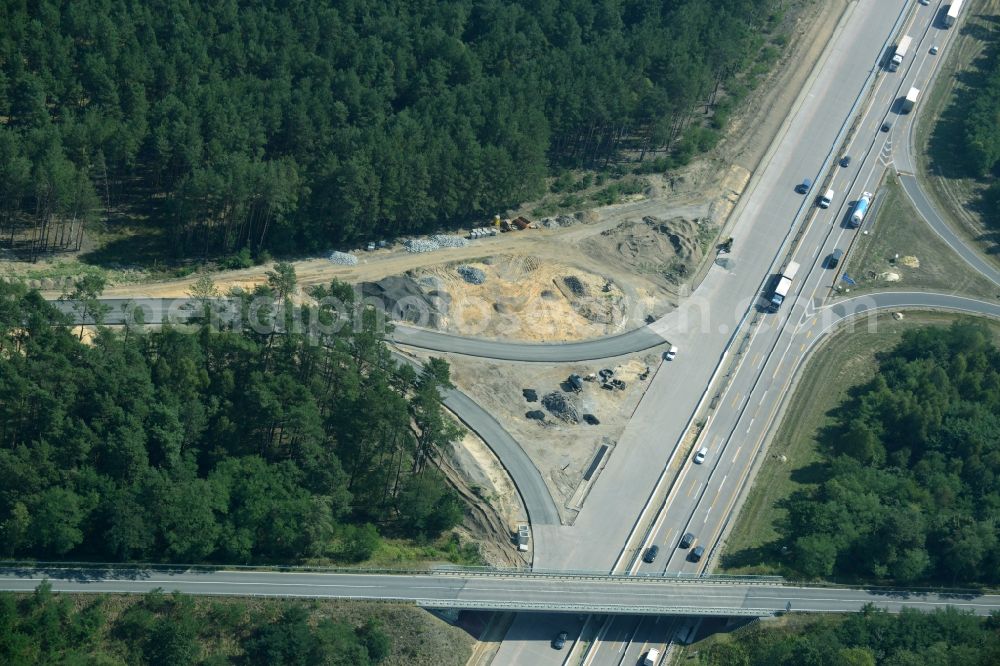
[945,0,964,28]
[900,86,920,113]
[769,260,800,312]
[889,35,912,71]
[849,191,873,228]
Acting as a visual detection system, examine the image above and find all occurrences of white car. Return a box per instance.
[665,345,678,361]
[919,0,929,5]
[930,45,939,55]
[694,447,708,464]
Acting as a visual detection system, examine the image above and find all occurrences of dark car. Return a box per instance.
[881,121,892,132]
[826,248,844,269]
[552,631,568,650]
[643,545,660,563]
[679,532,695,549]
[795,178,812,194]
[839,155,852,168]
[689,545,705,562]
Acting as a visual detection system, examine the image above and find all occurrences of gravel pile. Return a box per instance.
[540,217,561,229]
[359,276,450,328]
[457,265,486,284]
[557,214,577,226]
[542,391,580,423]
[432,234,469,248]
[563,275,587,296]
[403,238,440,253]
[329,251,358,265]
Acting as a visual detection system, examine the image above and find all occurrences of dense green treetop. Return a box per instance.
[778,321,1000,585]
[0,274,463,564]
[0,0,791,258]
[0,582,392,665]
[702,605,1000,666]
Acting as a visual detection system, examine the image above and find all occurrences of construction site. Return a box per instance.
[16,0,847,567]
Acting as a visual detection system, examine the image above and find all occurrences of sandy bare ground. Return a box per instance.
[410,255,632,343]
[439,429,529,568]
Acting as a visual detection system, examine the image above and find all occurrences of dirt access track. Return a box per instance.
[86,168,746,344]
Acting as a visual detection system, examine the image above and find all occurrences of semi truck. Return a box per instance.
[769,260,800,312]
[945,0,964,28]
[889,35,912,71]
[900,86,920,113]
[849,191,873,228]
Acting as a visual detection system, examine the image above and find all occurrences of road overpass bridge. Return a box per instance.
[2,567,997,617]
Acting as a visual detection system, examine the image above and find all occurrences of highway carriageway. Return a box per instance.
[1,567,997,617]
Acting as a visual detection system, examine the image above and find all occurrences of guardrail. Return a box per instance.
[413,599,776,617]
[4,560,994,597]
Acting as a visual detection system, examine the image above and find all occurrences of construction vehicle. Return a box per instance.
[889,35,911,72]
[769,261,800,312]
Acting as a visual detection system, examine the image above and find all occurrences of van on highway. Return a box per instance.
[818,188,834,209]
[643,647,661,665]
[826,248,844,269]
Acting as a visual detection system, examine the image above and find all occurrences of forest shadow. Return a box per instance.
[79,223,177,270]
[718,540,786,572]
[925,17,1000,178]
[973,228,1000,254]
[788,461,829,485]
[79,180,185,270]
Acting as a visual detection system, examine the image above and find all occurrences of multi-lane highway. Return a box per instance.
[2,567,997,617]
[580,1,997,662]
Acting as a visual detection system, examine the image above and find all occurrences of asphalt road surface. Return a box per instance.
[1,568,997,617]
[630,0,975,587]
[392,324,670,362]
[579,0,1000,662]
[441,388,560,525]
[898,174,1000,287]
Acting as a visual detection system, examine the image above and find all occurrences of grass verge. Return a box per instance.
[719,312,1000,576]
[836,175,999,300]
[915,0,1000,267]
[364,534,484,569]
